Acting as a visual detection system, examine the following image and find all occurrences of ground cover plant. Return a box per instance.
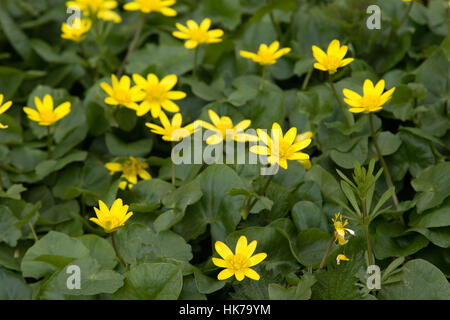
[0,0,449,300]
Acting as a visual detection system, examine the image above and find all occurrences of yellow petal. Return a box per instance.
[215,241,233,259]
[249,253,267,267]
[244,268,260,280]
[217,268,234,280]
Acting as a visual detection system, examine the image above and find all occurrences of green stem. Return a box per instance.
[193,46,199,77]
[328,79,353,127]
[242,175,273,220]
[117,17,145,77]
[111,232,127,270]
[383,1,413,47]
[318,232,336,272]
[259,66,267,91]
[47,126,52,159]
[269,11,283,42]
[369,113,399,208]
[171,141,176,186]
[362,198,374,266]
[302,68,313,90]
[28,222,38,242]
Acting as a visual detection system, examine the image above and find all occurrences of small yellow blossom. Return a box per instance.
[145,112,197,142]
[336,254,350,265]
[240,41,291,66]
[332,213,355,245]
[23,95,71,126]
[212,235,267,281]
[312,39,354,74]
[250,123,311,170]
[100,74,145,110]
[61,18,92,42]
[172,18,224,49]
[0,94,13,129]
[124,0,177,16]
[66,0,121,23]
[90,198,133,233]
[197,110,258,145]
[343,79,396,113]
[132,73,186,118]
[105,156,151,190]
[295,131,313,170]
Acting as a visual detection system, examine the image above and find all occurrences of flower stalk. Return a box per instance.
[47,126,52,159]
[111,232,127,270]
[193,46,199,77]
[329,79,353,127]
[369,113,399,208]
[318,232,336,271]
[259,66,267,91]
[117,16,145,77]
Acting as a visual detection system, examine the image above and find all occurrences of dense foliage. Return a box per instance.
[0,0,449,300]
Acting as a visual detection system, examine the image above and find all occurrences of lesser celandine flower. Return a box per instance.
[124,0,177,16]
[336,254,350,265]
[90,199,133,233]
[145,112,197,141]
[23,95,71,126]
[332,213,355,245]
[343,79,396,113]
[295,131,313,170]
[250,123,311,170]
[66,0,122,23]
[240,41,291,66]
[0,94,13,129]
[61,18,92,42]
[197,110,258,145]
[100,74,145,110]
[312,39,354,74]
[132,73,186,118]
[213,236,267,281]
[172,18,224,49]
[105,156,151,190]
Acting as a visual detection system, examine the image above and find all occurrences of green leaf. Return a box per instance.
[200,0,242,30]
[77,235,117,270]
[0,267,31,299]
[174,165,246,242]
[112,263,183,300]
[379,259,450,299]
[376,132,402,156]
[411,162,450,213]
[115,224,193,266]
[0,206,22,247]
[105,133,153,157]
[291,201,328,233]
[304,165,347,205]
[21,231,90,279]
[194,271,225,294]
[128,179,174,212]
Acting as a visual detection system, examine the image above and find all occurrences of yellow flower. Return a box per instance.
[145,112,197,142]
[336,254,350,265]
[295,131,313,170]
[90,198,133,233]
[105,156,151,190]
[240,41,291,66]
[332,213,355,245]
[250,123,311,170]
[124,0,177,16]
[66,0,121,23]
[343,79,396,113]
[0,94,13,129]
[312,39,354,74]
[197,110,258,145]
[61,18,92,42]
[172,18,224,49]
[132,73,186,118]
[23,95,71,126]
[212,235,267,281]
[100,74,145,110]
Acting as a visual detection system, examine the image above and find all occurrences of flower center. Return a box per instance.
[360,94,380,109]
[114,89,131,104]
[146,85,167,103]
[324,56,340,73]
[39,110,56,123]
[216,118,234,137]
[138,0,161,10]
[226,254,250,272]
[103,215,121,230]
[122,159,139,177]
[189,29,210,43]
